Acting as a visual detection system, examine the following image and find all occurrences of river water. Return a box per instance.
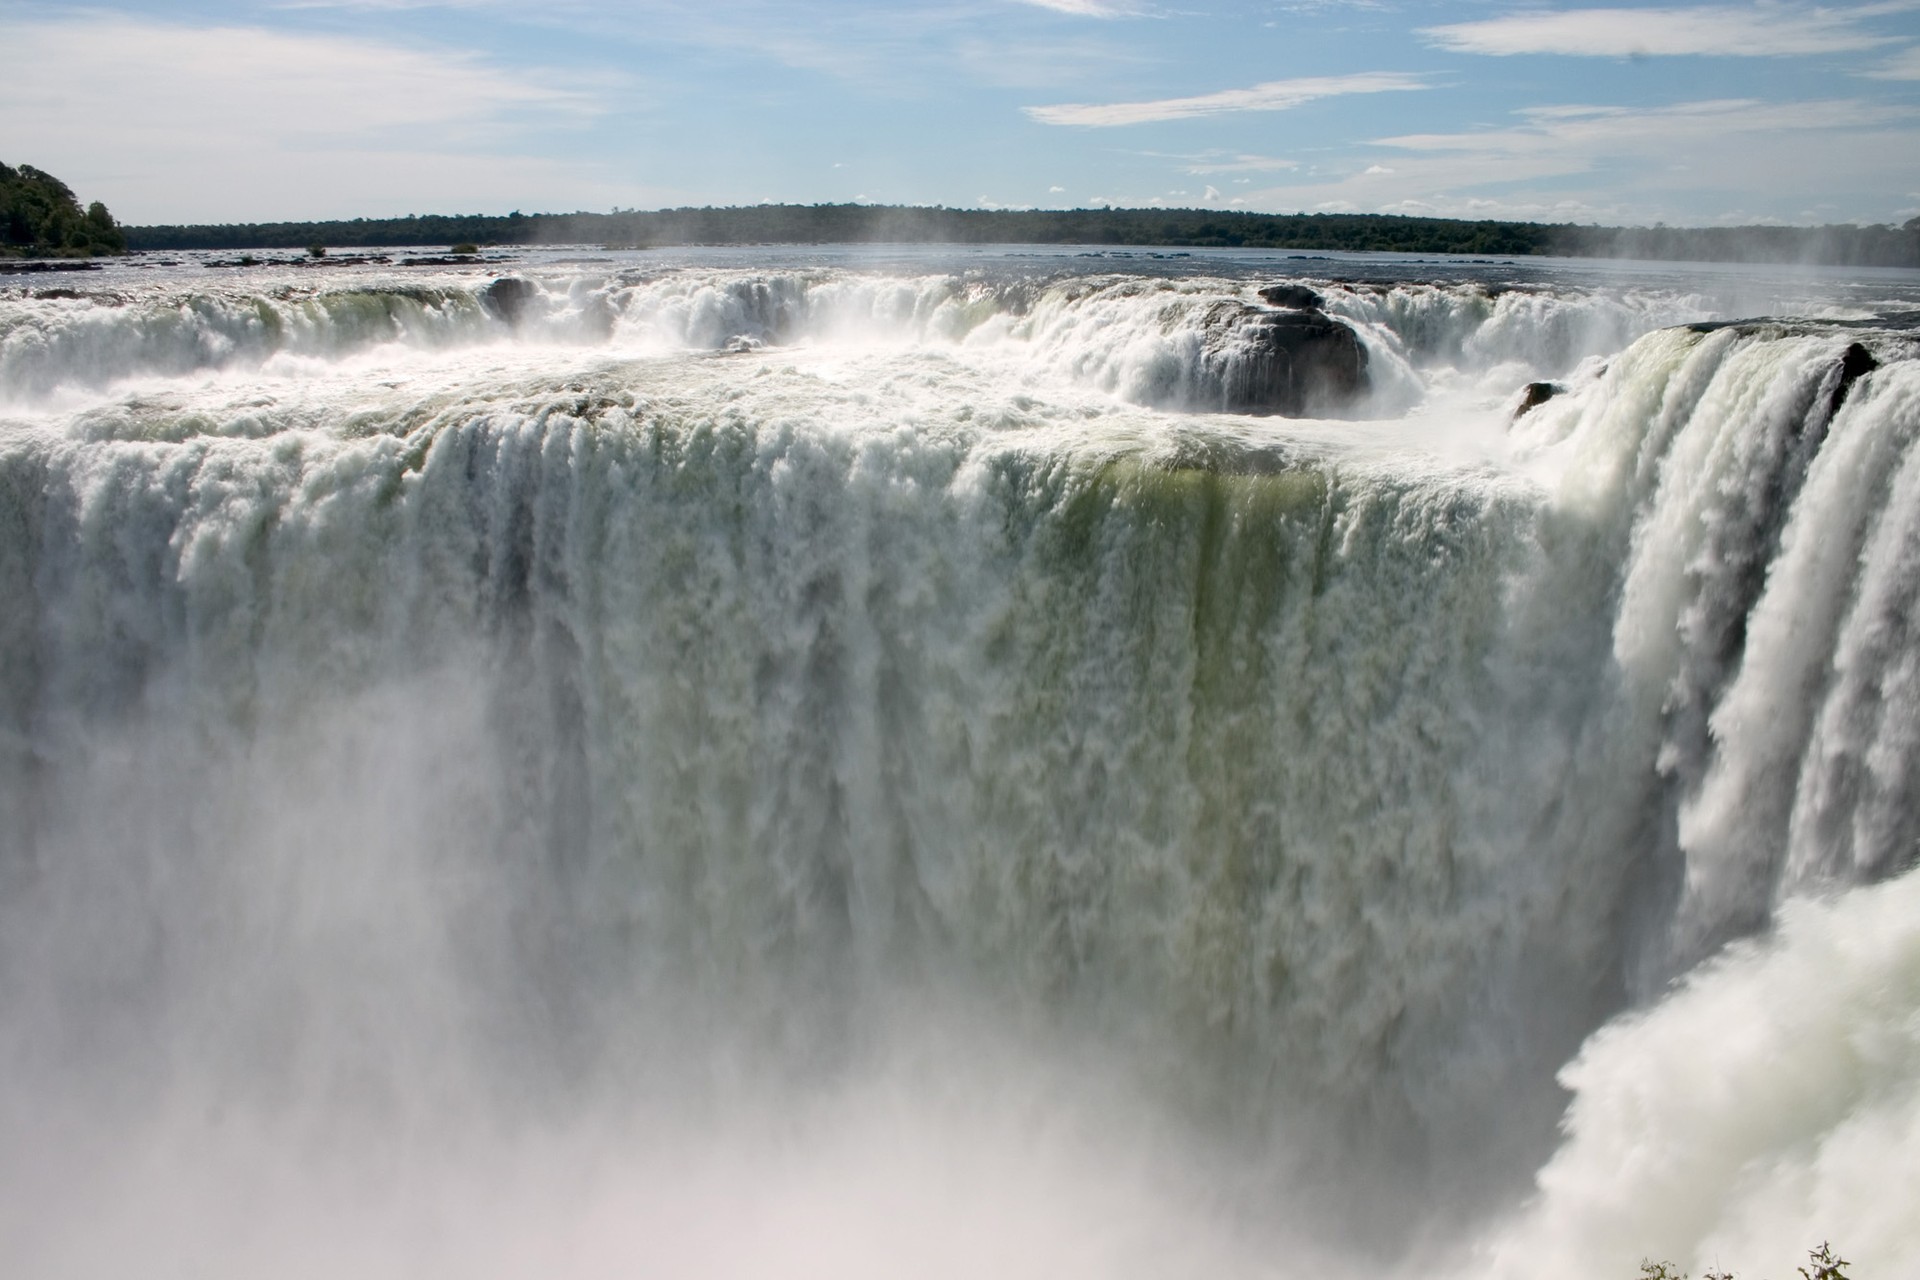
[2,244,1917,1279]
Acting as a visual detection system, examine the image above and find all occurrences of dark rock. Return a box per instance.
[1514,381,1562,419]
[402,255,497,267]
[1258,283,1324,311]
[1829,342,1878,417]
[33,287,82,300]
[481,276,538,326]
[0,259,101,274]
[1204,304,1369,416]
[294,254,390,267]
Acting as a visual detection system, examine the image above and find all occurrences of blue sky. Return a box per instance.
[3,0,1917,226]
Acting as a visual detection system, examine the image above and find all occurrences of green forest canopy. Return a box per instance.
[122,204,1920,267]
[6,157,1912,266]
[1,163,126,258]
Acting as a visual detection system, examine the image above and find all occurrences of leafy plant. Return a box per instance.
[1638,1244,1853,1280]
[1801,1243,1850,1280]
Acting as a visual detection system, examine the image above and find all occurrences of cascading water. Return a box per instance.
[1,247,1917,1279]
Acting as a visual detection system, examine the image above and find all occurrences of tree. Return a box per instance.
[0,162,126,257]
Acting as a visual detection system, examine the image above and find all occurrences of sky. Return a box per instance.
[2,0,1918,227]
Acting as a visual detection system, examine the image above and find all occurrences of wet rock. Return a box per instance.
[482,276,538,326]
[1205,304,1369,416]
[1514,381,1562,419]
[1257,283,1324,312]
[1829,342,1878,417]
[0,259,101,274]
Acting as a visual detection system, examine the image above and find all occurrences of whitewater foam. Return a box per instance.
[2,250,1918,1277]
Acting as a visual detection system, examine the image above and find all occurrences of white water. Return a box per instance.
[2,249,1918,1278]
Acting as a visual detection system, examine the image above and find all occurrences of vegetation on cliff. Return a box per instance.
[1,163,126,258]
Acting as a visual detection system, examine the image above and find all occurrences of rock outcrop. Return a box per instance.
[1257,283,1325,312]
[481,277,538,326]
[1202,303,1369,416]
[1513,381,1562,419]
[1829,341,1877,417]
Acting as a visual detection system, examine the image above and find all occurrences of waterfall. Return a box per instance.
[1,256,1916,1277]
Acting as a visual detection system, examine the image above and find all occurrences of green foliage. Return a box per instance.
[1640,1244,1853,1280]
[307,242,326,258]
[1640,1261,1732,1280]
[0,161,126,257]
[116,204,1920,267]
[1800,1243,1851,1280]
[450,242,479,255]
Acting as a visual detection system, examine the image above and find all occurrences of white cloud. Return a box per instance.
[1178,153,1301,174]
[1228,96,1920,224]
[1013,0,1141,15]
[1864,43,1920,76]
[1271,0,1388,10]
[1423,5,1902,58]
[1379,97,1912,154]
[0,15,618,222]
[272,0,498,8]
[1024,71,1425,126]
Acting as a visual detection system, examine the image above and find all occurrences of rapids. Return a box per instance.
[2,246,1917,1279]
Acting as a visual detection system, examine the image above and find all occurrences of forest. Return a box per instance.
[3,156,1910,267]
[122,203,1920,267]
[1,163,126,258]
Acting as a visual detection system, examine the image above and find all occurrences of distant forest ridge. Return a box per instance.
[124,205,1920,267]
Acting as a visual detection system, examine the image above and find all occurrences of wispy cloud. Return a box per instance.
[0,15,596,137]
[1174,153,1302,174]
[273,0,498,9]
[1378,97,1913,152]
[0,16,620,221]
[1423,4,1902,57]
[1224,96,1920,224]
[1013,0,1144,14]
[1864,43,1920,76]
[1025,71,1425,126]
[1270,0,1388,10]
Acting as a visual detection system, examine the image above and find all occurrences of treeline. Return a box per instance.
[122,204,1920,267]
[122,207,1553,254]
[2,163,126,258]
[1559,220,1920,267]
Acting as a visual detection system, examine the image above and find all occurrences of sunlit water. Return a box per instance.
[3,245,1919,1279]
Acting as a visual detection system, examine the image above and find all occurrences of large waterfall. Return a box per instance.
[2,248,1916,1279]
